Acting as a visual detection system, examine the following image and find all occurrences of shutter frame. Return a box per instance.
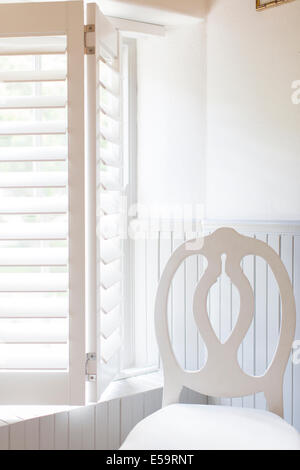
[0,1,85,405]
[86,3,122,402]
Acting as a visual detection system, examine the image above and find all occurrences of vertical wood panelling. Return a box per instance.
[293,236,300,431]
[69,407,84,450]
[82,406,95,450]
[107,399,121,450]
[9,421,25,450]
[242,254,255,409]
[159,233,172,350]
[0,424,9,450]
[144,388,163,418]
[146,238,159,366]
[95,402,108,450]
[25,419,39,450]
[120,393,144,443]
[281,235,294,425]
[185,252,199,371]
[39,415,54,450]
[219,257,232,407]
[54,412,69,450]
[255,234,268,410]
[198,256,207,369]
[172,234,186,368]
[134,239,147,366]
[232,281,243,408]
[267,235,280,370]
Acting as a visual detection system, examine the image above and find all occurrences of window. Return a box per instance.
[0,0,141,404]
[0,1,85,405]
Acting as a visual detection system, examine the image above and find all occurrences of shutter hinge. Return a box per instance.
[84,24,95,55]
[85,352,97,382]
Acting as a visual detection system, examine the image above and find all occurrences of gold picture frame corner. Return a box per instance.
[256,0,296,11]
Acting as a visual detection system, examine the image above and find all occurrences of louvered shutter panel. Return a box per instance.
[0,1,85,404]
[86,3,123,400]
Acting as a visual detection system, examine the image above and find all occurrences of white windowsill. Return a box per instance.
[0,371,163,426]
[101,370,163,402]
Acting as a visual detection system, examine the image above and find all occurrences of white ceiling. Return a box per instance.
[98,0,205,26]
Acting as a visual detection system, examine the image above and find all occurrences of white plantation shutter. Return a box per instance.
[86,3,123,400]
[0,2,85,404]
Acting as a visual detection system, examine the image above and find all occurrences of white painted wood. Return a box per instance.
[144,388,163,418]
[108,17,165,37]
[0,424,9,450]
[254,234,268,410]
[10,421,25,450]
[69,407,84,450]
[281,235,294,425]
[185,252,199,371]
[155,228,296,418]
[232,278,243,408]
[95,402,108,450]
[134,238,148,366]
[267,235,281,371]
[24,419,39,450]
[54,412,69,450]
[82,406,95,450]
[172,234,186,369]
[121,393,144,443]
[0,0,85,405]
[159,233,172,354]
[107,399,121,450]
[39,415,54,450]
[242,253,255,409]
[87,3,122,398]
[146,239,160,366]
[293,236,300,432]
[198,256,208,370]
[67,0,86,406]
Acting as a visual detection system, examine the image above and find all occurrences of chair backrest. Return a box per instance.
[155,228,296,418]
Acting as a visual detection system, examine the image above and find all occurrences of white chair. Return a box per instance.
[121,228,300,450]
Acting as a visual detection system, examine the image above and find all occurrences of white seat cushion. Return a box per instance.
[120,404,300,450]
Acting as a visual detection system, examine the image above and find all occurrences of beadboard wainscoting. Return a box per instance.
[133,221,300,430]
[0,385,206,450]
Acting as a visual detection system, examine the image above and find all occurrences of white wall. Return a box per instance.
[136,24,206,212]
[206,0,300,220]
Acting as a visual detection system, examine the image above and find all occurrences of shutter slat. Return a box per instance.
[0,172,67,188]
[100,104,119,121]
[100,215,121,240]
[0,197,67,214]
[100,80,119,97]
[101,260,122,289]
[101,306,120,339]
[101,192,121,215]
[0,344,68,370]
[100,171,121,191]
[101,329,121,363]
[0,319,67,344]
[0,44,66,56]
[0,223,67,240]
[0,96,66,109]
[0,146,67,162]
[100,127,120,145]
[0,121,67,135]
[100,148,120,168]
[0,273,68,292]
[0,297,68,318]
[0,248,67,266]
[101,284,121,314]
[101,239,121,264]
[0,70,66,82]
